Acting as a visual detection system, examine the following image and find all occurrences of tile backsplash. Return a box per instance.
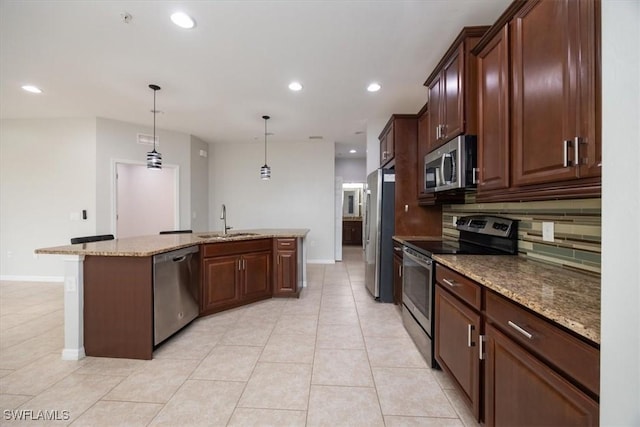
[442,197,601,274]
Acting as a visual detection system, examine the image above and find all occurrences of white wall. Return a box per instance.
[335,157,367,183]
[95,117,192,235]
[0,118,97,280]
[209,140,335,262]
[190,136,210,232]
[600,0,640,424]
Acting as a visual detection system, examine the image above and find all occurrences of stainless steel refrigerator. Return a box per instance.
[364,168,395,302]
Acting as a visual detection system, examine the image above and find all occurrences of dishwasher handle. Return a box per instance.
[154,245,199,265]
[172,255,187,263]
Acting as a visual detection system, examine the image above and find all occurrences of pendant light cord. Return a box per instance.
[264,117,267,164]
[153,88,157,152]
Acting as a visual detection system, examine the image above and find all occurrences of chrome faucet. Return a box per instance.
[220,204,232,235]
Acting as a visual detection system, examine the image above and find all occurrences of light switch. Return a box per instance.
[542,221,555,242]
[452,216,458,226]
[65,277,77,292]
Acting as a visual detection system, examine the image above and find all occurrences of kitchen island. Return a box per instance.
[35,229,309,361]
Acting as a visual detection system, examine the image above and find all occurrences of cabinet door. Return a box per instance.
[477,25,510,192]
[202,255,240,312]
[511,0,581,186]
[242,251,271,300]
[379,134,388,165]
[417,109,430,199]
[485,323,599,427]
[442,45,464,141]
[275,249,297,294]
[435,285,481,420]
[393,255,402,305]
[427,76,443,151]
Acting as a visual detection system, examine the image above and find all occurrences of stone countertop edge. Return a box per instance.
[35,229,310,258]
[433,254,601,345]
[392,235,443,244]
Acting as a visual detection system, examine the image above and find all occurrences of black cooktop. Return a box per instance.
[402,239,512,257]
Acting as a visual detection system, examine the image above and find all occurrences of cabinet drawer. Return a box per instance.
[203,238,272,258]
[276,238,297,250]
[435,264,482,310]
[485,290,599,396]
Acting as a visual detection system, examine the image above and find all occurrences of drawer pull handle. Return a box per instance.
[508,321,533,339]
[442,278,457,287]
[467,324,474,347]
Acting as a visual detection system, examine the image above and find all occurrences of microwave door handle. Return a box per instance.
[440,153,447,185]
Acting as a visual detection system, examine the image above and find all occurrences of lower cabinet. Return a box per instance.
[485,323,599,426]
[201,239,272,315]
[435,284,482,420]
[392,242,403,305]
[273,238,301,297]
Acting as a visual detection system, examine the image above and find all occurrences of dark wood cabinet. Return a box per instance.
[273,238,301,297]
[342,220,363,246]
[201,239,272,315]
[379,121,395,167]
[485,323,599,427]
[392,241,403,305]
[472,0,601,202]
[425,26,488,151]
[476,24,510,193]
[435,274,482,421]
[511,0,600,187]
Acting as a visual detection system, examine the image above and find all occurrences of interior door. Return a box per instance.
[116,162,178,238]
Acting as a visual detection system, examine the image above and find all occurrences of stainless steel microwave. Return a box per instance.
[424,135,477,193]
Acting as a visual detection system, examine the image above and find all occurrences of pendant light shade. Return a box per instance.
[260,115,271,180]
[147,84,162,169]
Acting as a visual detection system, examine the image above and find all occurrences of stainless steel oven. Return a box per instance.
[402,246,436,367]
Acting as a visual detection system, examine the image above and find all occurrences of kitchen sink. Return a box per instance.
[197,232,260,240]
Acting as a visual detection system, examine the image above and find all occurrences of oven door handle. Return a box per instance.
[403,249,433,270]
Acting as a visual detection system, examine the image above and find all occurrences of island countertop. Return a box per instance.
[433,254,601,344]
[35,229,310,257]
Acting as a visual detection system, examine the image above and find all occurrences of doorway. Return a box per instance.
[115,162,179,238]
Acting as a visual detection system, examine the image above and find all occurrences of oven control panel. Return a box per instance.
[456,215,517,238]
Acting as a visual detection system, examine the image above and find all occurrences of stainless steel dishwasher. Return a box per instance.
[153,245,200,345]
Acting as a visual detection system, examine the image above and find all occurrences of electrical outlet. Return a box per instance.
[542,222,555,242]
[452,216,458,226]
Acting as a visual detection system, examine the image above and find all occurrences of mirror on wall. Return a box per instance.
[342,183,364,218]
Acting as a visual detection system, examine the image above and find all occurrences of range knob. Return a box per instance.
[456,218,466,226]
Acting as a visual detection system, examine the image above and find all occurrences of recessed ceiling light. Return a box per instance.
[171,12,195,29]
[21,85,42,94]
[288,81,303,91]
[367,82,381,92]
[349,149,357,154]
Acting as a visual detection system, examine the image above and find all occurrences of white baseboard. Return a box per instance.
[0,275,64,283]
[61,348,86,360]
[307,259,336,264]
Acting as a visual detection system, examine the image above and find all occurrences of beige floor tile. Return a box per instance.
[443,387,481,427]
[273,315,318,336]
[0,353,84,395]
[74,357,146,377]
[238,362,312,411]
[281,300,320,316]
[360,315,410,339]
[227,407,307,427]
[307,385,383,427]
[190,345,261,381]
[259,334,315,364]
[318,308,359,326]
[196,307,244,327]
[220,323,274,346]
[320,295,356,310]
[0,334,62,370]
[365,336,428,368]
[150,379,245,427]
[153,327,223,360]
[17,373,123,425]
[312,348,373,387]
[373,367,457,418]
[0,393,32,411]
[432,368,457,390]
[0,312,62,349]
[71,401,163,427]
[103,358,199,403]
[0,368,13,378]
[316,324,364,349]
[384,415,465,426]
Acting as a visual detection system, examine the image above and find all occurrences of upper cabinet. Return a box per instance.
[474,0,601,202]
[511,0,600,186]
[425,26,489,152]
[379,121,395,167]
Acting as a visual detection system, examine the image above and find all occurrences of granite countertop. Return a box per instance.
[393,236,443,244]
[35,229,310,257]
[433,254,601,344]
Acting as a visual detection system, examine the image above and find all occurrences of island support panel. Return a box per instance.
[84,255,153,360]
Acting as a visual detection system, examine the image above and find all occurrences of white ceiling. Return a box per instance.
[0,0,510,155]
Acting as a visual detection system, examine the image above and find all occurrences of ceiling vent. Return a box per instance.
[137,133,159,147]
[308,136,324,140]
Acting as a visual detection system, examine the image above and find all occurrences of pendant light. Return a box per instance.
[147,84,162,169]
[260,115,271,180]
